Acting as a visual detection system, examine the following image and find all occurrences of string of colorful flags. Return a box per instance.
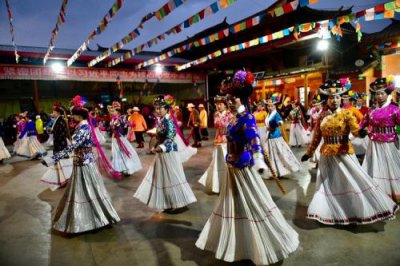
[177,0,400,71]
[88,0,189,67]
[136,0,320,70]
[67,0,126,66]
[155,0,189,20]
[43,0,69,64]
[105,0,239,68]
[177,20,322,71]
[330,0,400,42]
[4,0,19,63]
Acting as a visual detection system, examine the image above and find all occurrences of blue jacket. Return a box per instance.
[19,120,37,139]
[267,110,284,139]
[226,111,263,168]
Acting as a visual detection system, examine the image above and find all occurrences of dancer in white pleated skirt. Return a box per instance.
[41,103,73,190]
[264,101,300,178]
[198,96,232,193]
[361,77,400,204]
[109,103,142,175]
[42,100,120,234]
[0,137,11,161]
[289,103,308,147]
[134,96,196,210]
[302,79,397,225]
[16,116,47,158]
[197,71,299,265]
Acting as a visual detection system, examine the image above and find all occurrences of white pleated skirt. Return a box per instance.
[16,136,47,158]
[310,139,323,164]
[0,137,11,160]
[198,144,227,193]
[111,136,142,175]
[363,141,400,204]
[94,127,106,145]
[350,133,369,155]
[196,166,299,265]
[134,151,197,210]
[264,137,301,178]
[175,134,197,163]
[289,124,307,146]
[307,154,398,225]
[257,125,267,146]
[53,162,120,234]
[41,158,73,191]
[44,134,54,147]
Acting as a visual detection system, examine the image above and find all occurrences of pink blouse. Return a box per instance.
[214,110,233,144]
[360,102,400,143]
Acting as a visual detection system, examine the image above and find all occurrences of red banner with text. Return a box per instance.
[0,64,205,83]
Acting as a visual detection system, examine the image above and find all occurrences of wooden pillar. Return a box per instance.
[33,80,40,114]
[304,73,309,110]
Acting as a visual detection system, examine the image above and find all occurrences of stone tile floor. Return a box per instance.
[0,130,399,266]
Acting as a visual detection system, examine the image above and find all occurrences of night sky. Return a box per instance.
[0,0,397,52]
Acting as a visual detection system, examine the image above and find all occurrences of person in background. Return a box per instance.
[0,118,11,162]
[354,93,369,116]
[130,107,147,148]
[187,103,201,147]
[41,101,72,190]
[253,100,268,146]
[35,115,44,143]
[199,104,208,141]
[16,113,47,158]
[173,106,184,133]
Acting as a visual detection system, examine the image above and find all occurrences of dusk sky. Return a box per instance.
[0,0,397,52]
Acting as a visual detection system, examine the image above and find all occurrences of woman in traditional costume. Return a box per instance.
[13,113,27,153]
[301,79,398,225]
[289,101,308,147]
[196,70,299,265]
[134,95,197,211]
[264,96,301,178]
[198,95,233,193]
[41,102,73,190]
[360,77,400,204]
[253,100,268,146]
[110,101,142,175]
[16,113,47,158]
[41,96,120,234]
[0,133,11,162]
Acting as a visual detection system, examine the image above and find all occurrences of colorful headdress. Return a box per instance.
[214,95,228,104]
[319,78,352,96]
[266,93,282,105]
[312,94,324,104]
[153,95,174,108]
[112,101,121,110]
[52,100,65,113]
[71,95,89,118]
[153,95,164,107]
[221,69,254,98]
[369,76,395,93]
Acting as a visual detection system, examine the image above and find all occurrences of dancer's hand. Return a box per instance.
[301,154,310,162]
[155,147,163,153]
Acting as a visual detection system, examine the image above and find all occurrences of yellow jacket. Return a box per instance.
[199,109,208,128]
[35,118,44,134]
[253,110,267,127]
[306,109,360,157]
